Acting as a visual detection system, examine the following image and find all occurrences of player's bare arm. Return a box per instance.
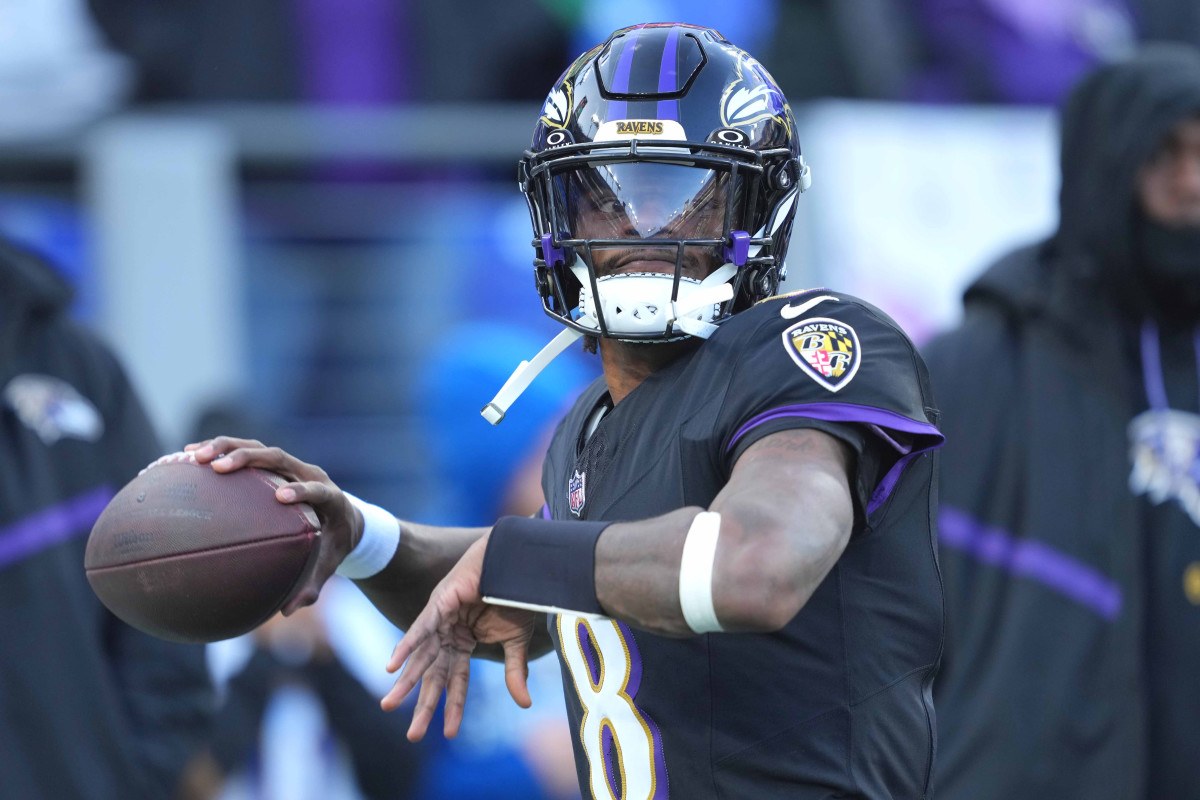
[596,426,854,635]
[382,425,855,739]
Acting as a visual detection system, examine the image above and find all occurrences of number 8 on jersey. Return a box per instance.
[557,614,669,799]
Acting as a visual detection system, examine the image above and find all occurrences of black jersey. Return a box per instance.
[540,290,944,799]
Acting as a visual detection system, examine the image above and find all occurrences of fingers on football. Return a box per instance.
[275,480,335,507]
[196,441,324,486]
[503,638,533,709]
[187,436,264,463]
[280,593,312,617]
[209,445,293,474]
[280,568,324,616]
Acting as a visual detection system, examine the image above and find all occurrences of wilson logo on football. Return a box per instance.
[783,317,861,392]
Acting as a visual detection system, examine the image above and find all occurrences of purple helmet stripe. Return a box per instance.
[655,24,681,121]
[606,24,644,120]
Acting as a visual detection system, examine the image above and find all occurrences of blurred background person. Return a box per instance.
[0,0,132,144]
[907,0,1138,104]
[0,236,213,799]
[201,586,423,800]
[769,0,1200,107]
[926,45,1200,799]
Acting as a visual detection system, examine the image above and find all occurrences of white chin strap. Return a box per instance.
[481,264,736,425]
[573,262,737,341]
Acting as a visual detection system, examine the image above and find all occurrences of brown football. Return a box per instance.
[85,452,320,643]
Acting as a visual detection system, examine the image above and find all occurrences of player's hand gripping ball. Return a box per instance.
[85,451,320,643]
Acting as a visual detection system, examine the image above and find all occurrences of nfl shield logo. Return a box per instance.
[568,470,586,516]
[782,316,862,392]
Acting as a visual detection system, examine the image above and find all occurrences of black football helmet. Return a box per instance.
[520,23,810,342]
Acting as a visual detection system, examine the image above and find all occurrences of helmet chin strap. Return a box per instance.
[570,263,737,342]
[481,263,736,424]
[481,326,585,425]
[671,263,737,338]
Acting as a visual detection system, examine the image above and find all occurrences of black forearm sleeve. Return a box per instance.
[480,516,611,616]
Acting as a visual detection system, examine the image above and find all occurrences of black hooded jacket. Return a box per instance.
[0,240,213,799]
[925,46,1200,799]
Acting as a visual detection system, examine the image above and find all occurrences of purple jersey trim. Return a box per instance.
[616,620,670,798]
[0,485,113,570]
[867,423,909,454]
[606,24,643,120]
[727,402,943,515]
[656,25,680,121]
[727,402,943,451]
[540,503,551,520]
[939,507,1123,621]
[867,452,922,515]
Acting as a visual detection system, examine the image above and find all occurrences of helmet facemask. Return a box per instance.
[524,138,796,342]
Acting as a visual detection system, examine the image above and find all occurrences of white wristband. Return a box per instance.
[679,511,724,633]
[336,493,401,579]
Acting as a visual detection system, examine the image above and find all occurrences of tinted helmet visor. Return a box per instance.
[549,162,748,246]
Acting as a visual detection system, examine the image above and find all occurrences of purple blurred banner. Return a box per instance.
[0,485,114,570]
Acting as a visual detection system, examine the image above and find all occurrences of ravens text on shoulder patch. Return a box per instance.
[782,317,861,392]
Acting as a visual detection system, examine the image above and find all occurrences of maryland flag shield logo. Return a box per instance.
[783,317,861,392]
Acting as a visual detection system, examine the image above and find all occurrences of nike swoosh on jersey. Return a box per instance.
[780,295,838,319]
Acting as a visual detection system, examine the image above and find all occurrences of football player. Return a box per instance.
[191,24,945,798]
